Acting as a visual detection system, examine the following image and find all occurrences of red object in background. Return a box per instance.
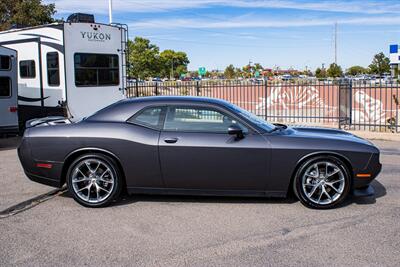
[8,106,17,112]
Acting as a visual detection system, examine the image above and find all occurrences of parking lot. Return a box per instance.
[0,137,399,267]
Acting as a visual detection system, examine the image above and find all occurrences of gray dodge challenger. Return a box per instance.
[18,96,381,209]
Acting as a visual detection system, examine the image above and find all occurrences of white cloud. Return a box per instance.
[128,15,400,29]
[46,0,400,15]
[44,0,400,30]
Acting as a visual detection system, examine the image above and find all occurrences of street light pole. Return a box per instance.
[108,0,113,24]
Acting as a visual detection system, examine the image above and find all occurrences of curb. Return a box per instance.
[348,131,400,142]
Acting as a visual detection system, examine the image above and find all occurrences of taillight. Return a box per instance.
[9,106,17,112]
[36,163,53,169]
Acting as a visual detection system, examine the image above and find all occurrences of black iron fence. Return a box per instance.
[126,79,400,132]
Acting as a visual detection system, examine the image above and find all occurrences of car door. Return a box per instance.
[124,105,167,188]
[158,104,270,191]
[0,48,18,133]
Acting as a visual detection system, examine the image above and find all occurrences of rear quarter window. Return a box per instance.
[128,106,166,130]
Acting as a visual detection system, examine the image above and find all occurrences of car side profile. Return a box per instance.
[18,96,381,209]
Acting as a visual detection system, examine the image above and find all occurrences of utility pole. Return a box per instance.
[108,0,113,24]
[248,59,253,77]
[334,22,338,65]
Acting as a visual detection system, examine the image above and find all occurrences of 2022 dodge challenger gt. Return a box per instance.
[18,96,381,209]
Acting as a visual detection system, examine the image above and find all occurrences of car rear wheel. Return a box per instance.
[67,154,122,207]
[293,156,350,209]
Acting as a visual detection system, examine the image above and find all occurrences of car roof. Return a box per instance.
[86,96,231,122]
[119,96,229,105]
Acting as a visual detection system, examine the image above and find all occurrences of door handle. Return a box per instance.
[164,137,178,144]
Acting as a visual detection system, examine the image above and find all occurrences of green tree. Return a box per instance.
[315,67,327,79]
[224,64,236,79]
[242,65,253,78]
[327,63,343,78]
[254,63,263,71]
[159,49,189,79]
[368,52,390,75]
[0,0,56,31]
[346,65,368,76]
[127,37,160,80]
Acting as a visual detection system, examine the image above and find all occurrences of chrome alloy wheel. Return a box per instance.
[71,159,115,204]
[301,161,345,205]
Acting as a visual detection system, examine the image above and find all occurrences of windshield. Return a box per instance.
[225,102,275,132]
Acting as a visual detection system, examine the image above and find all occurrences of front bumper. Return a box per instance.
[353,152,381,190]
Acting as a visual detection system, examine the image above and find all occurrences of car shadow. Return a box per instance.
[59,190,298,206]
[115,194,299,206]
[339,180,386,208]
[350,180,386,205]
[59,180,386,208]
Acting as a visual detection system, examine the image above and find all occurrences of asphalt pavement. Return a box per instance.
[0,137,399,267]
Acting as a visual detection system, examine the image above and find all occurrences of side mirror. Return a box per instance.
[228,125,244,139]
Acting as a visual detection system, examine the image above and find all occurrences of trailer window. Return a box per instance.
[74,53,119,87]
[20,60,36,78]
[47,52,60,86]
[0,56,11,70]
[0,77,11,97]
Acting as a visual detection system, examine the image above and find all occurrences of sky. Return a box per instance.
[45,0,400,72]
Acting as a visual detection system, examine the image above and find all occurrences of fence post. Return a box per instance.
[264,79,268,121]
[155,82,158,96]
[348,80,352,127]
[135,81,139,97]
[338,80,342,129]
[196,81,200,96]
[396,88,399,133]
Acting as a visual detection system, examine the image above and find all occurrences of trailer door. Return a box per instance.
[64,23,125,119]
[0,46,18,135]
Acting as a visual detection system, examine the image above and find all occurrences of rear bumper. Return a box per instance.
[18,137,63,188]
[25,171,61,187]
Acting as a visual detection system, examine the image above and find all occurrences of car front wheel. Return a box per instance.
[293,156,351,209]
[67,154,122,208]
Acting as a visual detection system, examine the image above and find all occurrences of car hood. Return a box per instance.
[279,126,374,146]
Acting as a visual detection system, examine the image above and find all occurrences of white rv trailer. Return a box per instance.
[0,15,128,126]
[0,46,18,136]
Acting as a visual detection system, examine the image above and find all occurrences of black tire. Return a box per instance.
[66,153,122,208]
[293,155,351,209]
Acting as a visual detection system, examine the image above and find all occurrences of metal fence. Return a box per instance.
[126,79,400,132]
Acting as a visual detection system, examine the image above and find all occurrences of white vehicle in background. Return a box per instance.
[0,13,128,128]
[0,46,18,136]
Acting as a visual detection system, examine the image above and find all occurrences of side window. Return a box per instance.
[0,56,11,70]
[128,106,165,129]
[47,52,60,86]
[20,60,36,78]
[0,77,11,97]
[164,106,248,133]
